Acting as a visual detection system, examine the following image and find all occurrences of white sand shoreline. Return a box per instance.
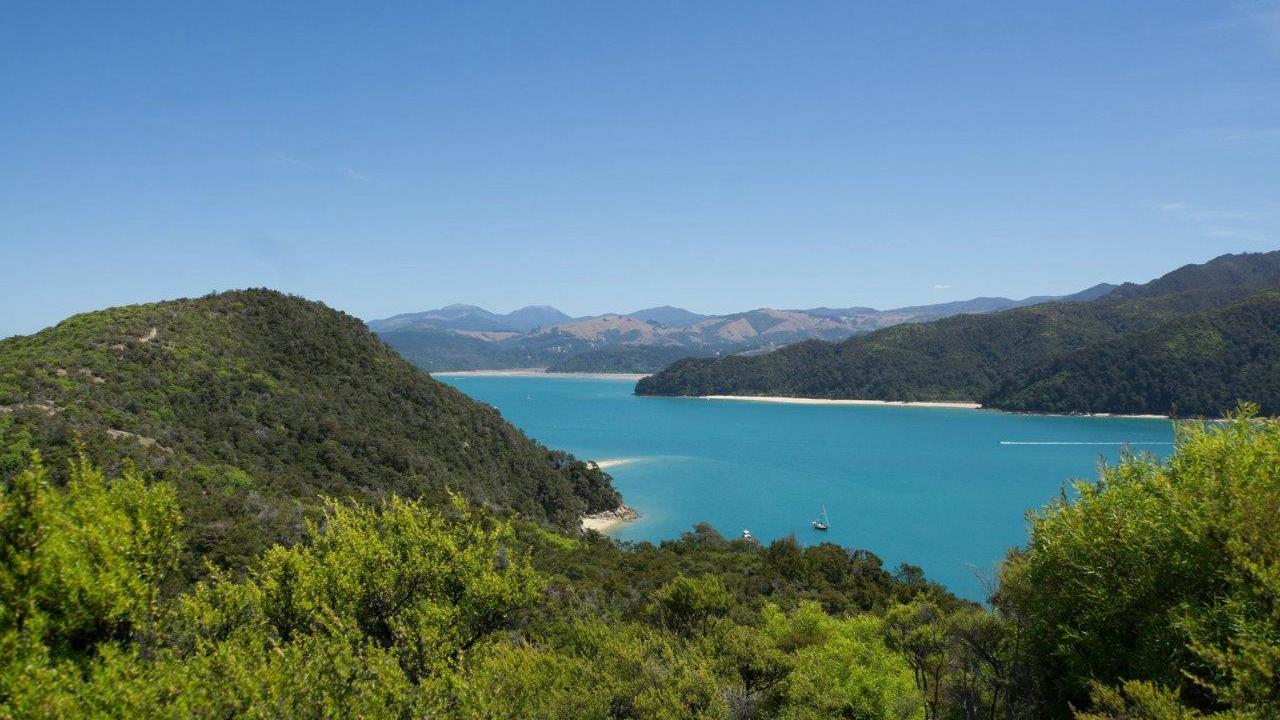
[433,369,648,381]
[697,395,1175,419]
[700,395,982,409]
[432,373,1169,418]
[580,504,639,533]
[580,516,623,533]
[589,458,632,469]
[1074,412,1169,420]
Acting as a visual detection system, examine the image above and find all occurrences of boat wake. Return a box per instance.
[1000,441,1173,446]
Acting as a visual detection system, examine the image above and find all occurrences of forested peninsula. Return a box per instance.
[637,251,1280,417]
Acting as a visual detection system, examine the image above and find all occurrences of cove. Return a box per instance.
[438,374,1175,600]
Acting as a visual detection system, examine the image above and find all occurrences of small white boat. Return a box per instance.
[741,529,754,541]
[812,505,830,531]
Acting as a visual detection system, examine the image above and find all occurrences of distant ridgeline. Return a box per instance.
[0,290,619,572]
[637,251,1280,417]
[369,288,1114,374]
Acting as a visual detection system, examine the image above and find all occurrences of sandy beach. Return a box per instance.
[433,369,649,381]
[579,461,639,531]
[700,395,982,409]
[580,504,639,533]
[590,458,632,469]
[699,395,1178,419]
[994,409,1173,420]
[1082,412,1170,420]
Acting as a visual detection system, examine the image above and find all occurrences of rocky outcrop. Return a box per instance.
[580,504,640,533]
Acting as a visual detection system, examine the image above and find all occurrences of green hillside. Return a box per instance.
[638,302,1147,401]
[637,251,1280,415]
[4,411,1277,718]
[2,289,1278,718]
[1104,250,1280,301]
[985,290,1280,416]
[0,290,618,570]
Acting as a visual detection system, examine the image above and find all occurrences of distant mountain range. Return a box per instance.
[636,251,1280,417]
[369,284,1118,373]
[372,303,576,335]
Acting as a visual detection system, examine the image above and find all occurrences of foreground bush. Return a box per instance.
[998,408,1280,718]
[0,453,930,719]
[4,410,1277,719]
[0,454,538,718]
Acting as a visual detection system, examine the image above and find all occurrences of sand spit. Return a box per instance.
[699,395,982,409]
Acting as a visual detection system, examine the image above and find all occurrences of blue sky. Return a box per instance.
[2,1,1278,336]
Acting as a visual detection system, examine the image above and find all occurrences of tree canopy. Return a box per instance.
[0,290,618,576]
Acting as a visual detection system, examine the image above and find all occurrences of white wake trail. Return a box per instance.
[1000,441,1173,446]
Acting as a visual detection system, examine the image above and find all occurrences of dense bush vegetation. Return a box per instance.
[637,251,1280,417]
[638,302,1146,401]
[985,291,1280,416]
[994,406,1280,718]
[3,413,1277,718]
[3,288,1278,717]
[0,452,957,719]
[0,290,618,574]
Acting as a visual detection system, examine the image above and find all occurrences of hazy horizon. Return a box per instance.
[366,278,1124,322]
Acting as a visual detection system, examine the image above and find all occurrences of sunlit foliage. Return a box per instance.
[997,409,1280,718]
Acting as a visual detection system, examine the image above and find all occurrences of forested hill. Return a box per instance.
[636,251,1280,416]
[985,290,1280,416]
[0,289,618,569]
[1102,250,1280,302]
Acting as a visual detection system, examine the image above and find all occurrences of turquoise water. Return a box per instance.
[439,375,1176,600]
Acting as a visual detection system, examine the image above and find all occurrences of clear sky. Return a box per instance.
[2,1,1278,337]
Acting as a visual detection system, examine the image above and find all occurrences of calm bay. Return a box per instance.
[438,374,1175,600]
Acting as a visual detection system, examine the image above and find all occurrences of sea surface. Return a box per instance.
[438,374,1176,600]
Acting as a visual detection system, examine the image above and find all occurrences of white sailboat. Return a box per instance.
[812,505,829,531]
